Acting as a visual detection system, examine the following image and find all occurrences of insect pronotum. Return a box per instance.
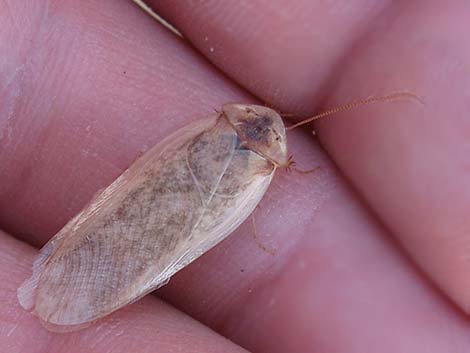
[17,93,419,332]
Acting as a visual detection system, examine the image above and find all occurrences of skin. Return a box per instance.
[0,0,469,352]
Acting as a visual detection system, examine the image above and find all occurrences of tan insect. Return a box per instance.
[18,93,418,332]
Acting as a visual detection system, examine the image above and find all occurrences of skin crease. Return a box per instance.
[0,1,469,353]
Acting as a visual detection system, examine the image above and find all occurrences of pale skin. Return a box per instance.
[0,1,469,352]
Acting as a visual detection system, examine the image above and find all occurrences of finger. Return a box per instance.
[149,0,390,112]
[149,1,470,311]
[311,2,470,312]
[0,231,247,353]
[0,0,250,245]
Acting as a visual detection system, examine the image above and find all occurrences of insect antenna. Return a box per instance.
[286,91,424,131]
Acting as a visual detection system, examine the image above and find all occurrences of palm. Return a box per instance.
[1,1,468,352]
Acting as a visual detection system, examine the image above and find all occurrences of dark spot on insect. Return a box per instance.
[116,204,126,218]
[240,268,245,273]
[241,116,273,144]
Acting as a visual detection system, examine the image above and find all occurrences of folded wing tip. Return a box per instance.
[17,240,56,312]
[17,277,36,311]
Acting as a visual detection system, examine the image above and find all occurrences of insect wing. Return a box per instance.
[18,115,274,330]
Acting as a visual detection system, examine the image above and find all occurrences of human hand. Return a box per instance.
[1,1,468,352]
